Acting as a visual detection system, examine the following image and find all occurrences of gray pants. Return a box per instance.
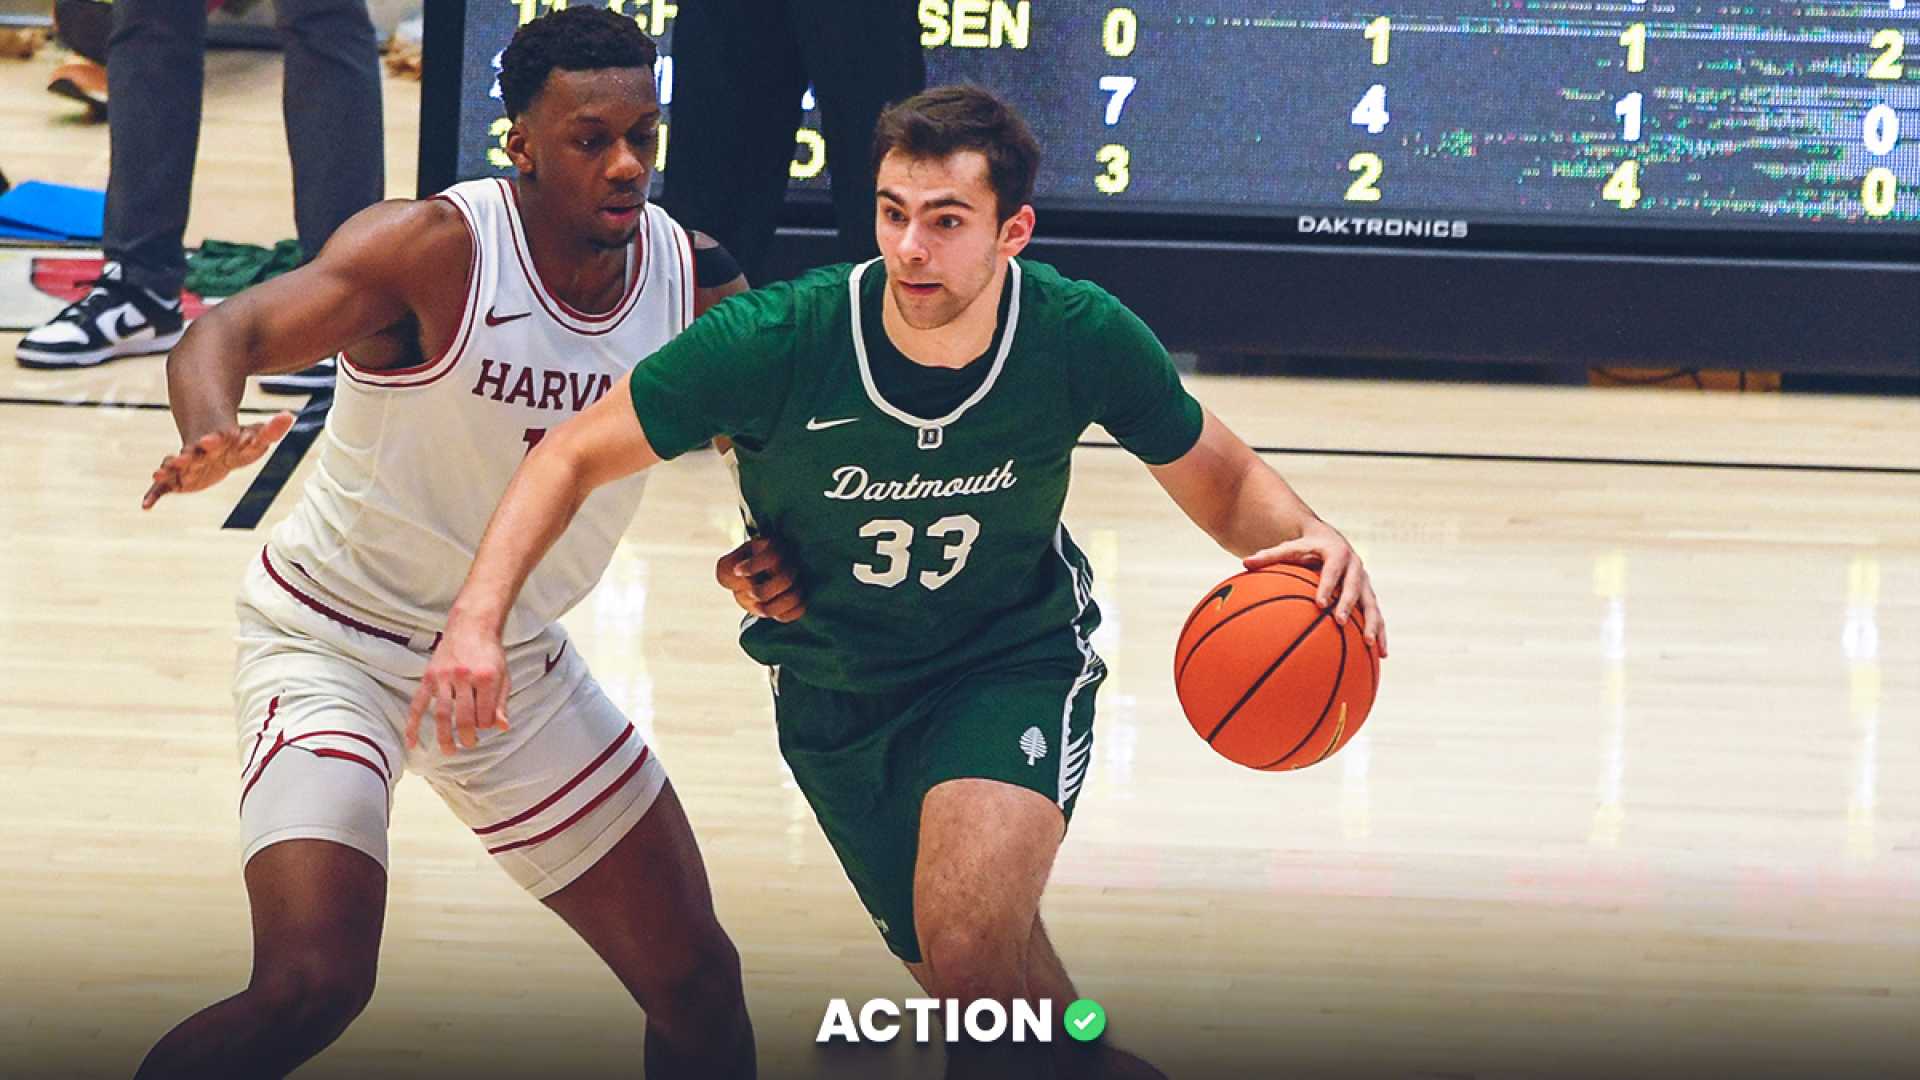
[104,0,385,298]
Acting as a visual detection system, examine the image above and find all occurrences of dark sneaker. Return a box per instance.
[16,263,185,369]
[47,59,109,121]
[260,357,337,395]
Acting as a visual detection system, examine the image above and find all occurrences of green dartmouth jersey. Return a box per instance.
[628,258,1204,693]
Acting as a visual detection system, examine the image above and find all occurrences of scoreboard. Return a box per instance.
[419,2,1920,372]
[434,2,1918,249]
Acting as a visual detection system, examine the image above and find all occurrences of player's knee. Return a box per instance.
[251,950,376,1042]
[636,927,744,1024]
[919,922,1027,1002]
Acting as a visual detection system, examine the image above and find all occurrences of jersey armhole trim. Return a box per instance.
[339,190,480,390]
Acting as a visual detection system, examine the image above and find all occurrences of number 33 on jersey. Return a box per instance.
[625,257,1206,692]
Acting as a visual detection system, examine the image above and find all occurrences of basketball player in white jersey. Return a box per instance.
[135,10,782,1077]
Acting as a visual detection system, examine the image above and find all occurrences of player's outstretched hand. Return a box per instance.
[141,412,296,509]
[406,623,511,754]
[716,536,807,622]
[1244,519,1388,658]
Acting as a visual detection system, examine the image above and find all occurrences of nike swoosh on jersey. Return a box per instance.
[544,640,568,675]
[485,306,532,327]
[805,416,860,431]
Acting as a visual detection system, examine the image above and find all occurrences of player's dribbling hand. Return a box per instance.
[406,624,511,753]
[1244,519,1388,657]
[141,413,296,509]
[716,536,807,622]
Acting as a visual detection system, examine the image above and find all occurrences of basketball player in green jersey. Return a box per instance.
[415,85,1386,1078]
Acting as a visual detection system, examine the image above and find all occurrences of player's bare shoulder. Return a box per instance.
[324,200,473,302]
[326,198,478,371]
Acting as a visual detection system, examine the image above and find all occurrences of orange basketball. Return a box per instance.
[1174,566,1379,770]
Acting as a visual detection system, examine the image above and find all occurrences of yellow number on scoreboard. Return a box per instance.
[604,1,676,35]
[1095,144,1131,194]
[1104,8,1137,59]
[488,117,513,169]
[1603,159,1642,209]
[1345,152,1383,202]
[513,0,563,27]
[1862,167,1897,218]
[1365,16,1390,66]
[1868,29,1904,81]
[1620,23,1646,73]
[791,129,826,180]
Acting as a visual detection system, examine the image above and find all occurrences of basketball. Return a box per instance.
[1174,566,1379,770]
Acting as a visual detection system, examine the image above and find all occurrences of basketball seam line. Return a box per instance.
[1176,591,1321,686]
[1173,566,1321,662]
[1203,607,1332,745]
[1256,616,1349,770]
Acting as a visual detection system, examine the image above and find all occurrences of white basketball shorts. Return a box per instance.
[230,547,666,898]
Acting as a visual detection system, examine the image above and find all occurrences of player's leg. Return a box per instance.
[1025,919,1167,1080]
[135,835,386,1079]
[911,634,1166,1079]
[909,637,1101,1007]
[902,917,1163,1080]
[428,642,752,1079]
[775,669,1063,1076]
[541,780,755,1080]
[914,777,1064,1080]
[139,619,403,1078]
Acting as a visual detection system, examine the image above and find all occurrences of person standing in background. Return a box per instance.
[661,0,925,283]
[18,0,384,395]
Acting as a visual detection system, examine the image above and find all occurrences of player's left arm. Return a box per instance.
[1150,413,1385,655]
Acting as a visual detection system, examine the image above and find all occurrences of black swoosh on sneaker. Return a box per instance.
[112,311,146,340]
[485,307,531,327]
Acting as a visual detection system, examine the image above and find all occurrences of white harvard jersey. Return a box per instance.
[268,177,694,646]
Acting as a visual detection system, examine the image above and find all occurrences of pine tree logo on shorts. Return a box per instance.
[1019,727,1048,766]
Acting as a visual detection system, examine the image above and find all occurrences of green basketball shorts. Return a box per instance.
[773,630,1105,962]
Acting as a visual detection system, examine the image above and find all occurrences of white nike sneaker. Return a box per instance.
[16,262,187,369]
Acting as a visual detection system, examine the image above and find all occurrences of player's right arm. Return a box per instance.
[406,378,666,752]
[408,281,798,752]
[142,199,466,508]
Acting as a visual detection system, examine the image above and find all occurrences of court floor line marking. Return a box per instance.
[0,393,328,527]
[0,394,281,415]
[222,395,332,529]
[1077,439,1920,478]
[4,399,1913,532]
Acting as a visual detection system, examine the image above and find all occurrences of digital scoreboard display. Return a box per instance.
[435,1,1919,254]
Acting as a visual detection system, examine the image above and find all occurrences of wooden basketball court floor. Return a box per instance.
[2,46,1918,1080]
